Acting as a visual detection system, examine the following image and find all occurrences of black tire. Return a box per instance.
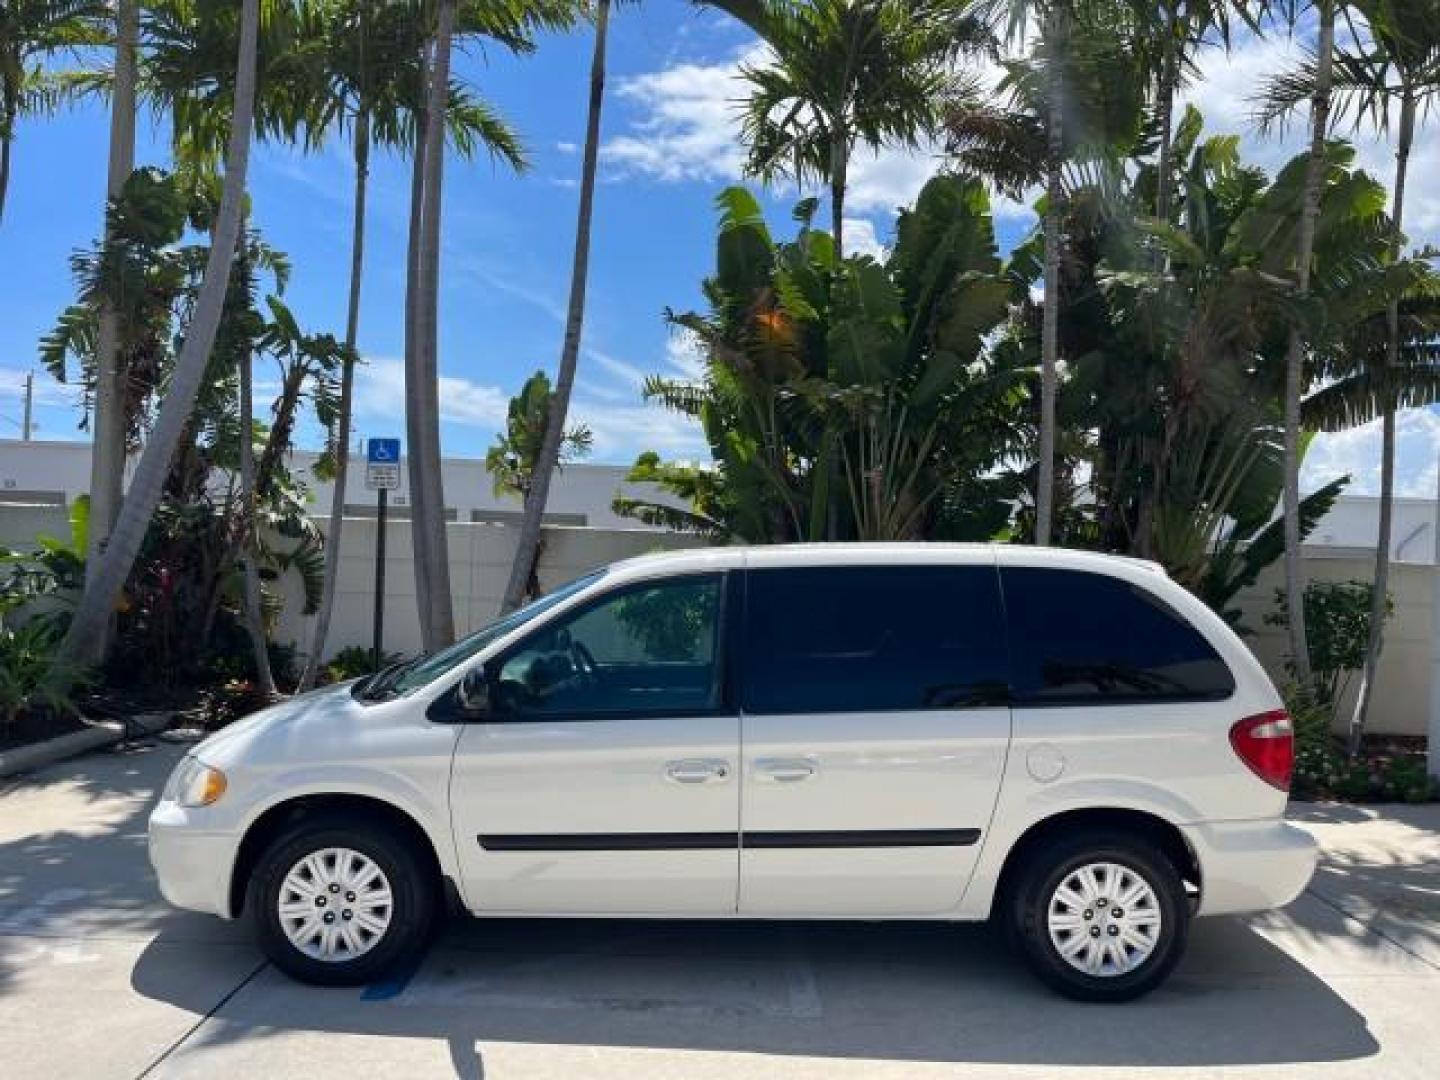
[246,813,437,986]
[1008,830,1188,1002]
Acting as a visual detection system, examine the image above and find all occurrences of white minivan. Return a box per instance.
[149,544,1316,1001]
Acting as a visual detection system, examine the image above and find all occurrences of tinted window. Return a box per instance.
[741,566,1008,713]
[1001,567,1234,704]
[494,574,723,718]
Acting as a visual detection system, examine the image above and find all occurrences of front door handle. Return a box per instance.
[665,758,730,784]
[755,757,818,783]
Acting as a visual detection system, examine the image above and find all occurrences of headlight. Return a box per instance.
[162,756,228,808]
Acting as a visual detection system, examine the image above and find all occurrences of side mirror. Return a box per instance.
[455,666,491,717]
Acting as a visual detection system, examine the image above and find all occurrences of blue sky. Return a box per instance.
[2,4,1438,498]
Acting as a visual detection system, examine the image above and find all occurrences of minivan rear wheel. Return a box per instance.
[247,814,436,986]
[1009,830,1188,1002]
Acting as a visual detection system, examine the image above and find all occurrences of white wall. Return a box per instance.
[273,517,705,659]
[1231,550,1433,737]
[0,438,682,530]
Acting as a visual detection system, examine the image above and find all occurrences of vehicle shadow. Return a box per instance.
[131,906,1381,1074]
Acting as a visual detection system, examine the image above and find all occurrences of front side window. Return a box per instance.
[1001,567,1235,705]
[492,574,724,719]
[740,565,1009,714]
[380,571,604,697]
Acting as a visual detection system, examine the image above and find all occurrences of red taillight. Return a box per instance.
[1229,710,1294,791]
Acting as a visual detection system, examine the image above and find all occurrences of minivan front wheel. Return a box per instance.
[248,815,436,985]
[1010,831,1188,1002]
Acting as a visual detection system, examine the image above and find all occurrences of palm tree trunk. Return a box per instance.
[59,0,261,670]
[501,0,612,613]
[87,0,139,570]
[1153,3,1178,233]
[238,329,278,699]
[1036,4,1066,547]
[1280,0,1335,693]
[1347,86,1413,756]
[299,107,370,691]
[0,126,11,225]
[830,128,848,259]
[407,0,456,647]
[85,0,139,660]
[403,45,433,648]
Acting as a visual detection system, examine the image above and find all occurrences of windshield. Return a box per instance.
[360,571,604,699]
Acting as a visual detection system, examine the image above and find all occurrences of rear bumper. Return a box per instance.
[147,800,238,919]
[1182,818,1317,916]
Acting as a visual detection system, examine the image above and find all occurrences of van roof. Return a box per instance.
[602,543,1166,578]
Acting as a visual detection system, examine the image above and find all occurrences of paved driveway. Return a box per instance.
[1,738,1437,1080]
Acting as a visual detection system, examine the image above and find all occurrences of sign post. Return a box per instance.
[365,439,401,672]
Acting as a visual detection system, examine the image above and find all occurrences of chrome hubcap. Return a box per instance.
[1047,861,1162,977]
[278,848,392,962]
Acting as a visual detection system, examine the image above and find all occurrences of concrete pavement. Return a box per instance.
[0,738,1436,1079]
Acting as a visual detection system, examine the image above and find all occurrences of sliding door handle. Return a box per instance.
[665,758,730,784]
[755,757,818,783]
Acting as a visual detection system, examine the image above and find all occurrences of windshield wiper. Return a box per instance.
[355,658,418,701]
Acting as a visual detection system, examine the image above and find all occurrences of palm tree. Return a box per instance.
[948,0,1149,543]
[60,0,262,669]
[85,0,139,625]
[487,370,592,602]
[406,0,458,650]
[1261,0,1440,746]
[0,0,105,223]
[1035,2,1066,545]
[297,0,554,686]
[697,0,989,258]
[1143,2,1256,230]
[236,258,278,699]
[500,0,615,613]
[1277,0,1338,692]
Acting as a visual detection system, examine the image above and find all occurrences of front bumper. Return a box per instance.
[147,800,239,919]
[1182,818,1317,916]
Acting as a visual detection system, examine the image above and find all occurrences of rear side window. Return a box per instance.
[741,565,1008,713]
[1000,567,1234,705]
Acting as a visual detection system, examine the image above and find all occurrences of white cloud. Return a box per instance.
[1184,30,1440,244]
[605,44,1036,231]
[1303,407,1440,498]
[842,217,887,261]
[353,357,509,428]
[604,46,935,216]
[556,141,579,155]
[572,400,706,460]
[664,330,707,380]
[352,355,705,462]
[604,46,759,184]
[588,349,648,389]
[0,367,79,410]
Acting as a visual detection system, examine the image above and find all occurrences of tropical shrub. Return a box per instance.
[0,497,90,623]
[0,619,91,725]
[616,176,1027,542]
[1266,580,1392,709]
[324,645,402,683]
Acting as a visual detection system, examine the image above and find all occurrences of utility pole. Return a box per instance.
[1431,446,1440,781]
[21,372,33,440]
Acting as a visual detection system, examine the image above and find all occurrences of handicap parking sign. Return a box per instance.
[367,438,400,464]
[365,438,402,490]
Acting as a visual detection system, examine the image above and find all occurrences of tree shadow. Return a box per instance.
[0,736,242,1002]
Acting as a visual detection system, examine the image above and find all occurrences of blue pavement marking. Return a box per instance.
[360,951,426,1001]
